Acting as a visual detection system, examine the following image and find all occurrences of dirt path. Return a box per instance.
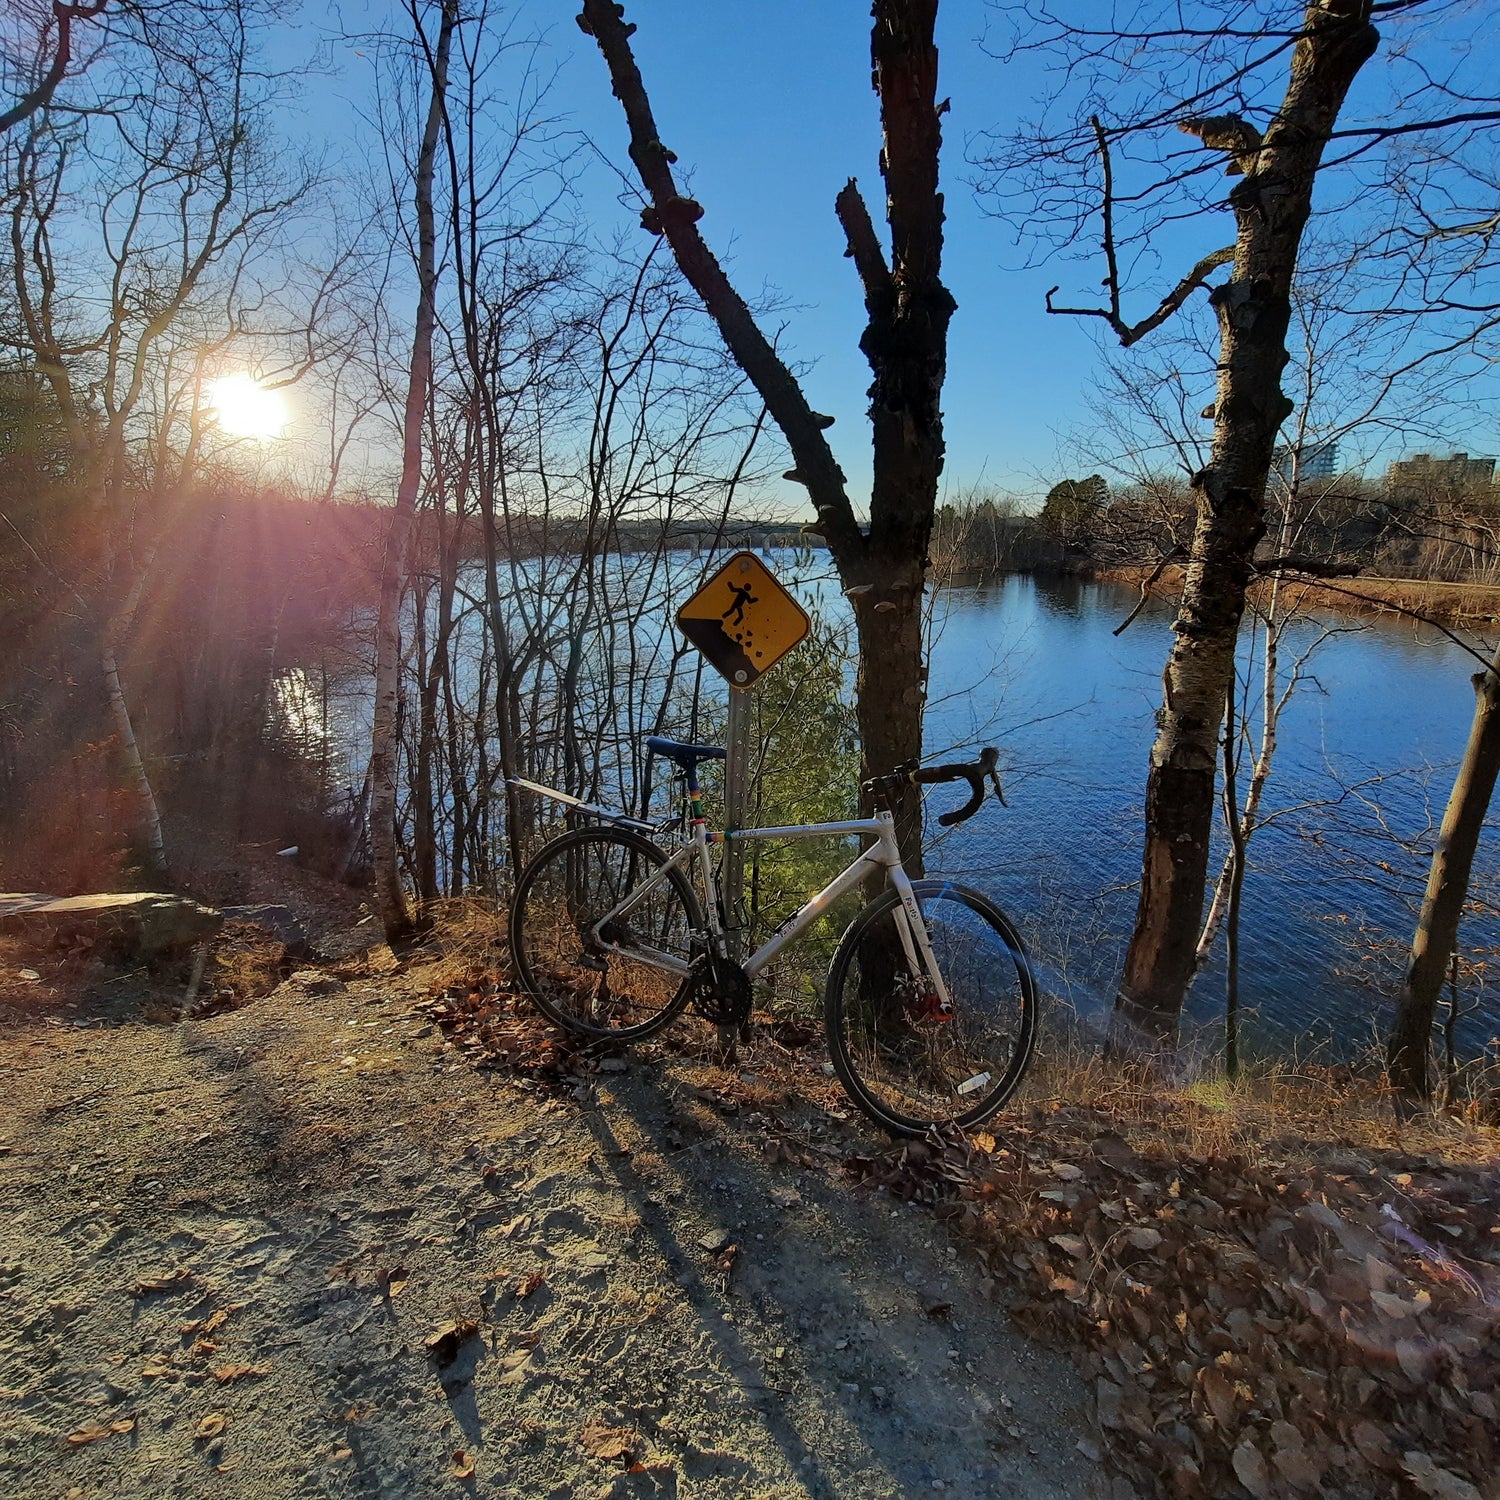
[0,960,1104,1500]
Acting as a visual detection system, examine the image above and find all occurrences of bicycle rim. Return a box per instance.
[509,826,701,1041]
[825,881,1037,1135]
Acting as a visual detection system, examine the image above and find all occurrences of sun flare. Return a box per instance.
[208,372,288,439]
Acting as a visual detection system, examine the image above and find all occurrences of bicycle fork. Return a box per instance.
[888,863,956,1022]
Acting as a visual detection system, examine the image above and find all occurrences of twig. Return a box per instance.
[1113,546,1187,636]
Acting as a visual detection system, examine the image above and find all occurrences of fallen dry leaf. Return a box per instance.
[451,1449,475,1479]
[64,1419,132,1447]
[515,1270,546,1299]
[180,1306,231,1338]
[1401,1451,1482,1500]
[580,1420,638,1463]
[211,1363,270,1383]
[193,1412,227,1440]
[376,1265,409,1299]
[425,1319,481,1366]
[131,1268,192,1297]
[1231,1439,1273,1500]
[1199,1367,1238,1431]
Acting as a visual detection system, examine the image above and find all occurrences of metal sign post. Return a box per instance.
[676,551,810,1051]
[721,683,754,964]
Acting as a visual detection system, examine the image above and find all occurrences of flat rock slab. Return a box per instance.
[0,892,223,955]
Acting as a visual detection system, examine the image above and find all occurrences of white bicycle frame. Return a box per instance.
[566,804,953,1009]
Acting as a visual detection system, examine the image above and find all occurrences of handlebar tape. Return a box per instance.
[911,746,1001,827]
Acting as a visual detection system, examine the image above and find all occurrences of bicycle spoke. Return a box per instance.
[510,828,701,1040]
[826,883,1037,1134]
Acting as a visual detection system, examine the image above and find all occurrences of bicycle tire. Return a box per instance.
[509,825,704,1042]
[824,880,1038,1136]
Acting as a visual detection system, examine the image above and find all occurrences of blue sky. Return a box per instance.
[292,0,1499,506]
[302,0,1109,504]
[547,0,1105,499]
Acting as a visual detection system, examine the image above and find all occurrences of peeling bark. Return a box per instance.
[1113,0,1379,1054]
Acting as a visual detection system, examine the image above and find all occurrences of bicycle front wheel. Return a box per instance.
[825,880,1038,1135]
[509,826,703,1042]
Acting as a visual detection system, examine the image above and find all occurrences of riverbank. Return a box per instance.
[1096,564,1500,626]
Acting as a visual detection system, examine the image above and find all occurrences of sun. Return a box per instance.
[208,372,288,439]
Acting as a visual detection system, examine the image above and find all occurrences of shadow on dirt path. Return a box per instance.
[0,964,1107,1499]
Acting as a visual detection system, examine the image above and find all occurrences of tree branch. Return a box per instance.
[1047,244,1233,346]
[834,177,892,306]
[1252,553,1363,579]
[0,3,106,137]
[577,0,865,571]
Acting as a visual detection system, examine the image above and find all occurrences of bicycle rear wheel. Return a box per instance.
[825,880,1037,1135]
[509,826,703,1042]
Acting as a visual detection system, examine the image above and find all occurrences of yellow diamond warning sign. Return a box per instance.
[676,551,811,688]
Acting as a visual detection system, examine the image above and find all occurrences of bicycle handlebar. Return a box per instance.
[865,747,1005,827]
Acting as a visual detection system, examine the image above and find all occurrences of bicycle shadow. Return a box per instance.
[570,1044,1094,1497]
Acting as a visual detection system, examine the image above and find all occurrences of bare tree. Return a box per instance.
[0,2,106,140]
[577,0,954,867]
[1389,641,1500,1109]
[369,0,456,942]
[973,0,1500,1055]
[4,0,323,880]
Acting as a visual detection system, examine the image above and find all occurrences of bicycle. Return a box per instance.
[506,738,1038,1136]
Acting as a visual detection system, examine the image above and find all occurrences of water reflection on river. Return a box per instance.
[924,574,1500,1057]
[280,561,1500,1061]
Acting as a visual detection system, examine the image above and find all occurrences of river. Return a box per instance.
[922,573,1500,1060]
[282,557,1500,1063]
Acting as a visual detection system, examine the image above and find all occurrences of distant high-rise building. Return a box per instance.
[1271,438,1338,485]
[1385,451,1497,501]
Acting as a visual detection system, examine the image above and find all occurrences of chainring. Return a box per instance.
[689,952,753,1027]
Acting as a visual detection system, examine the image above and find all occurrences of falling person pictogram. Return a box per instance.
[722,582,757,629]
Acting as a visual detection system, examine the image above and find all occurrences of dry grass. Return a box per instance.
[1099,564,1500,626]
[1022,1042,1500,1177]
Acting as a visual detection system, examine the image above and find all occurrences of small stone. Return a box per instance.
[698,1229,732,1254]
[596,1057,628,1073]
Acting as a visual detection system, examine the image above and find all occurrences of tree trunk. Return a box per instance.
[1112,0,1378,1055]
[369,0,455,943]
[1388,642,1500,1109]
[102,637,168,884]
[102,550,169,885]
[580,0,952,871]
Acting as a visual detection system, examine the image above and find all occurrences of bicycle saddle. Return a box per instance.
[643,735,727,769]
